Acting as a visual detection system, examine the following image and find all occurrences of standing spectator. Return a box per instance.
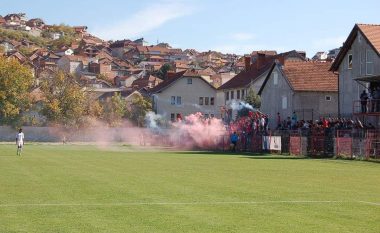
[286,117,291,129]
[376,87,380,112]
[230,132,239,152]
[323,118,329,128]
[276,112,281,129]
[360,90,368,113]
[260,116,265,132]
[291,111,297,129]
[370,88,376,112]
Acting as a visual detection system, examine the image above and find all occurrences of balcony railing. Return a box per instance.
[353,100,380,115]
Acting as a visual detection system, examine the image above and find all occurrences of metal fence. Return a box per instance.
[335,129,380,159]
[212,129,380,159]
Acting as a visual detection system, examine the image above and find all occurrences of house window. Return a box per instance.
[171,96,175,105]
[210,114,214,118]
[237,90,240,99]
[366,50,374,75]
[274,71,278,85]
[210,97,214,105]
[231,91,234,99]
[187,78,192,84]
[241,89,245,99]
[325,95,331,101]
[225,92,229,101]
[199,97,204,105]
[171,113,175,122]
[282,96,287,109]
[205,97,209,105]
[176,96,182,105]
[348,54,353,69]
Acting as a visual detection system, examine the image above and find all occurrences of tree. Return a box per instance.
[84,99,103,119]
[0,28,47,47]
[125,95,152,127]
[245,88,261,109]
[96,73,109,82]
[49,36,75,50]
[18,46,35,56]
[40,71,86,127]
[102,93,126,126]
[0,57,34,125]
[156,63,172,80]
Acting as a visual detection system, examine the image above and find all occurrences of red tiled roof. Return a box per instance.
[109,39,136,48]
[330,24,380,71]
[218,59,274,90]
[149,71,186,93]
[357,24,380,54]
[219,50,306,90]
[137,45,167,54]
[198,67,216,76]
[64,55,88,64]
[283,61,337,92]
[149,70,216,94]
[132,75,163,89]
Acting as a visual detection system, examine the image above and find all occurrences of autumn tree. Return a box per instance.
[102,93,126,126]
[125,95,152,127]
[84,99,103,119]
[40,71,85,127]
[0,57,34,125]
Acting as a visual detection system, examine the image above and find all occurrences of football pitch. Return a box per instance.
[0,144,379,233]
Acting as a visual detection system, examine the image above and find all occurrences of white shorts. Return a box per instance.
[17,142,23,148]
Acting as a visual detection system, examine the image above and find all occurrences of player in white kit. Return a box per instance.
[16,128,24,156]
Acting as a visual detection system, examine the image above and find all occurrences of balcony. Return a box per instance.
[353,100,380,116]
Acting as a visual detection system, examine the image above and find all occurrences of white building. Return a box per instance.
[150,70,221,121]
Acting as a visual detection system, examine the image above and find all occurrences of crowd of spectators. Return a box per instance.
[227,110,376,136]
[276,113,375,131]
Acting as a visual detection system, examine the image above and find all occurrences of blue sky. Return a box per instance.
[1,0,379,57]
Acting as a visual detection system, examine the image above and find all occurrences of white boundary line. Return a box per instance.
[357,201,380,206]
[1,200,378,207]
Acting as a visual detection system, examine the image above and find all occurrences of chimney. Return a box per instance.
[244,56,251,71]
[277,56,285,66]
[167,71,176,79]
[297,51,306,59]
[257,53,265,70]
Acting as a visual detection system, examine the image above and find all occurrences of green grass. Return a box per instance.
[0,144,379,233]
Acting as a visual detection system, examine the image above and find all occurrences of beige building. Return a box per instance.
[150,70,221,121]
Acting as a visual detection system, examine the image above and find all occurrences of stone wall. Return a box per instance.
[0,126,142,143]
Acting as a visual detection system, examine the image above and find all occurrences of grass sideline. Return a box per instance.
[0,144,379,233]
